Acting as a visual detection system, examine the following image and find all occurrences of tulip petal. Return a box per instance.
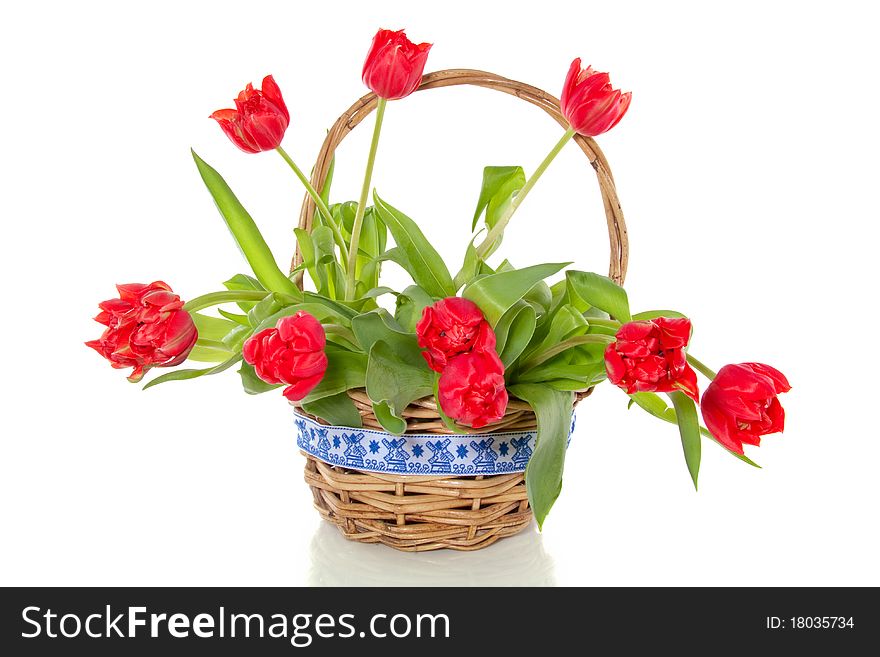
[260,74,289,123]
[746,362,792,393]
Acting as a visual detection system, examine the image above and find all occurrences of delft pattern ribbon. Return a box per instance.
[294,410,576,476]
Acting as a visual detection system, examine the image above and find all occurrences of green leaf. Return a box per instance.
[516,358,606,388]
[372,403,407,436]
[217,309,251,326]
[188,340,235,363]
[508,384,574,529]
[191,313,238,342]
[360,286,398,300]
[143,354,242,390]
[252,303,349,335]
[238,362,282,395]
[453,239,482,292]
[322,324,359,351]
[524,280,553,317]
[546,378,598,391]
[565,271,631,322]
[223,274,265,312]
[301,349,367,403]
[632,309,687,321]
[432,374,467,434]
[520,334,614,371]
[471,166,526,231]
[312,225,336,265]
[301,391,363,428]
[294,226,340,297]
[248,292,357,336]
[365,340,433,435]
[668,391,701,491]
[247,294,286,328]
[351,310,423,367]
[358,206,386,258]
[463,262,570,326]
[320,155,335,205]
[629,392,676,420]
[494,302,537,368]
[293,227,319,279]
[191,151,299,296]
[372,193,455,298]
[302,292,358,319]
[547,279,568,317]
[333,200,359,237]
[394,285,434,333]
[521,304,588,365]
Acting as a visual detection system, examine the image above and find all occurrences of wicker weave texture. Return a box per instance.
[293,70,628,551]
[304,455,532,551]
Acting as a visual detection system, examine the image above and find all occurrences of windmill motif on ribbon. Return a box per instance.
[426,438,454,473]
[294,418,308,448]
[382,437,410,473]
[342,432,367,468]
[311,426,332,461]
[470,438,498,473]
[511,436,533,469]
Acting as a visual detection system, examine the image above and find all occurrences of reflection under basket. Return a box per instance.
[307,520,556,586]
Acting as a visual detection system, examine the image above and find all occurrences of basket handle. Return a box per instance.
[291,68,629,287]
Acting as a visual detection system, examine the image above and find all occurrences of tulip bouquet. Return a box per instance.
[87,29,789,544]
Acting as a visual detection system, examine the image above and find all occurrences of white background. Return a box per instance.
[1,0,878,586]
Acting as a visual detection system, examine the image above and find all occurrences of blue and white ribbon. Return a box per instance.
[294,410,576,476]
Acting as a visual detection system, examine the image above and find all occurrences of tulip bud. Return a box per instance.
[560,59,631,137]
[416,297,495,372]
[242,311,328,402]
[604,317,699,401]
[211,75,289,153]
[701,363,791,454]
[438,350,508,429]
[86,282,198,382]
[362,29,432,100]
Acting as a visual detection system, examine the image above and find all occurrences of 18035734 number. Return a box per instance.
[766,617,855,630]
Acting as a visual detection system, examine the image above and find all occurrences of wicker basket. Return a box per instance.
[292,69,628,551]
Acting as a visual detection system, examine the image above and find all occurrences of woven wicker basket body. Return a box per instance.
[293,70,628,551]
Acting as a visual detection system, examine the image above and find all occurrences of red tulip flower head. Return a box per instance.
[362,29,432,100]
[416,297,496,372]
[210,75,289,153]
[438,350,508,429]
[604,317,699,401]
[560,58,631,137]
[86,282,198,382]
[701,363,791,454]
[242,312,328,402]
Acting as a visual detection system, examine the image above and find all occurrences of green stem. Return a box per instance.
[345,97,387,300]
[275,147,348,258]
[476,127,577,259]
[183,290,270,313]
[687,354,717,380]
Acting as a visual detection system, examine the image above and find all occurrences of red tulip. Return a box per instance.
[242,311,328,402]
[210,75,289,153]
[86,282,198,382]
[416,297,496,372]
[701,363,791,454]
[560,58,631,137]
[362,29,432,100]
[438,350,508,429]
[604,317,699,401]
